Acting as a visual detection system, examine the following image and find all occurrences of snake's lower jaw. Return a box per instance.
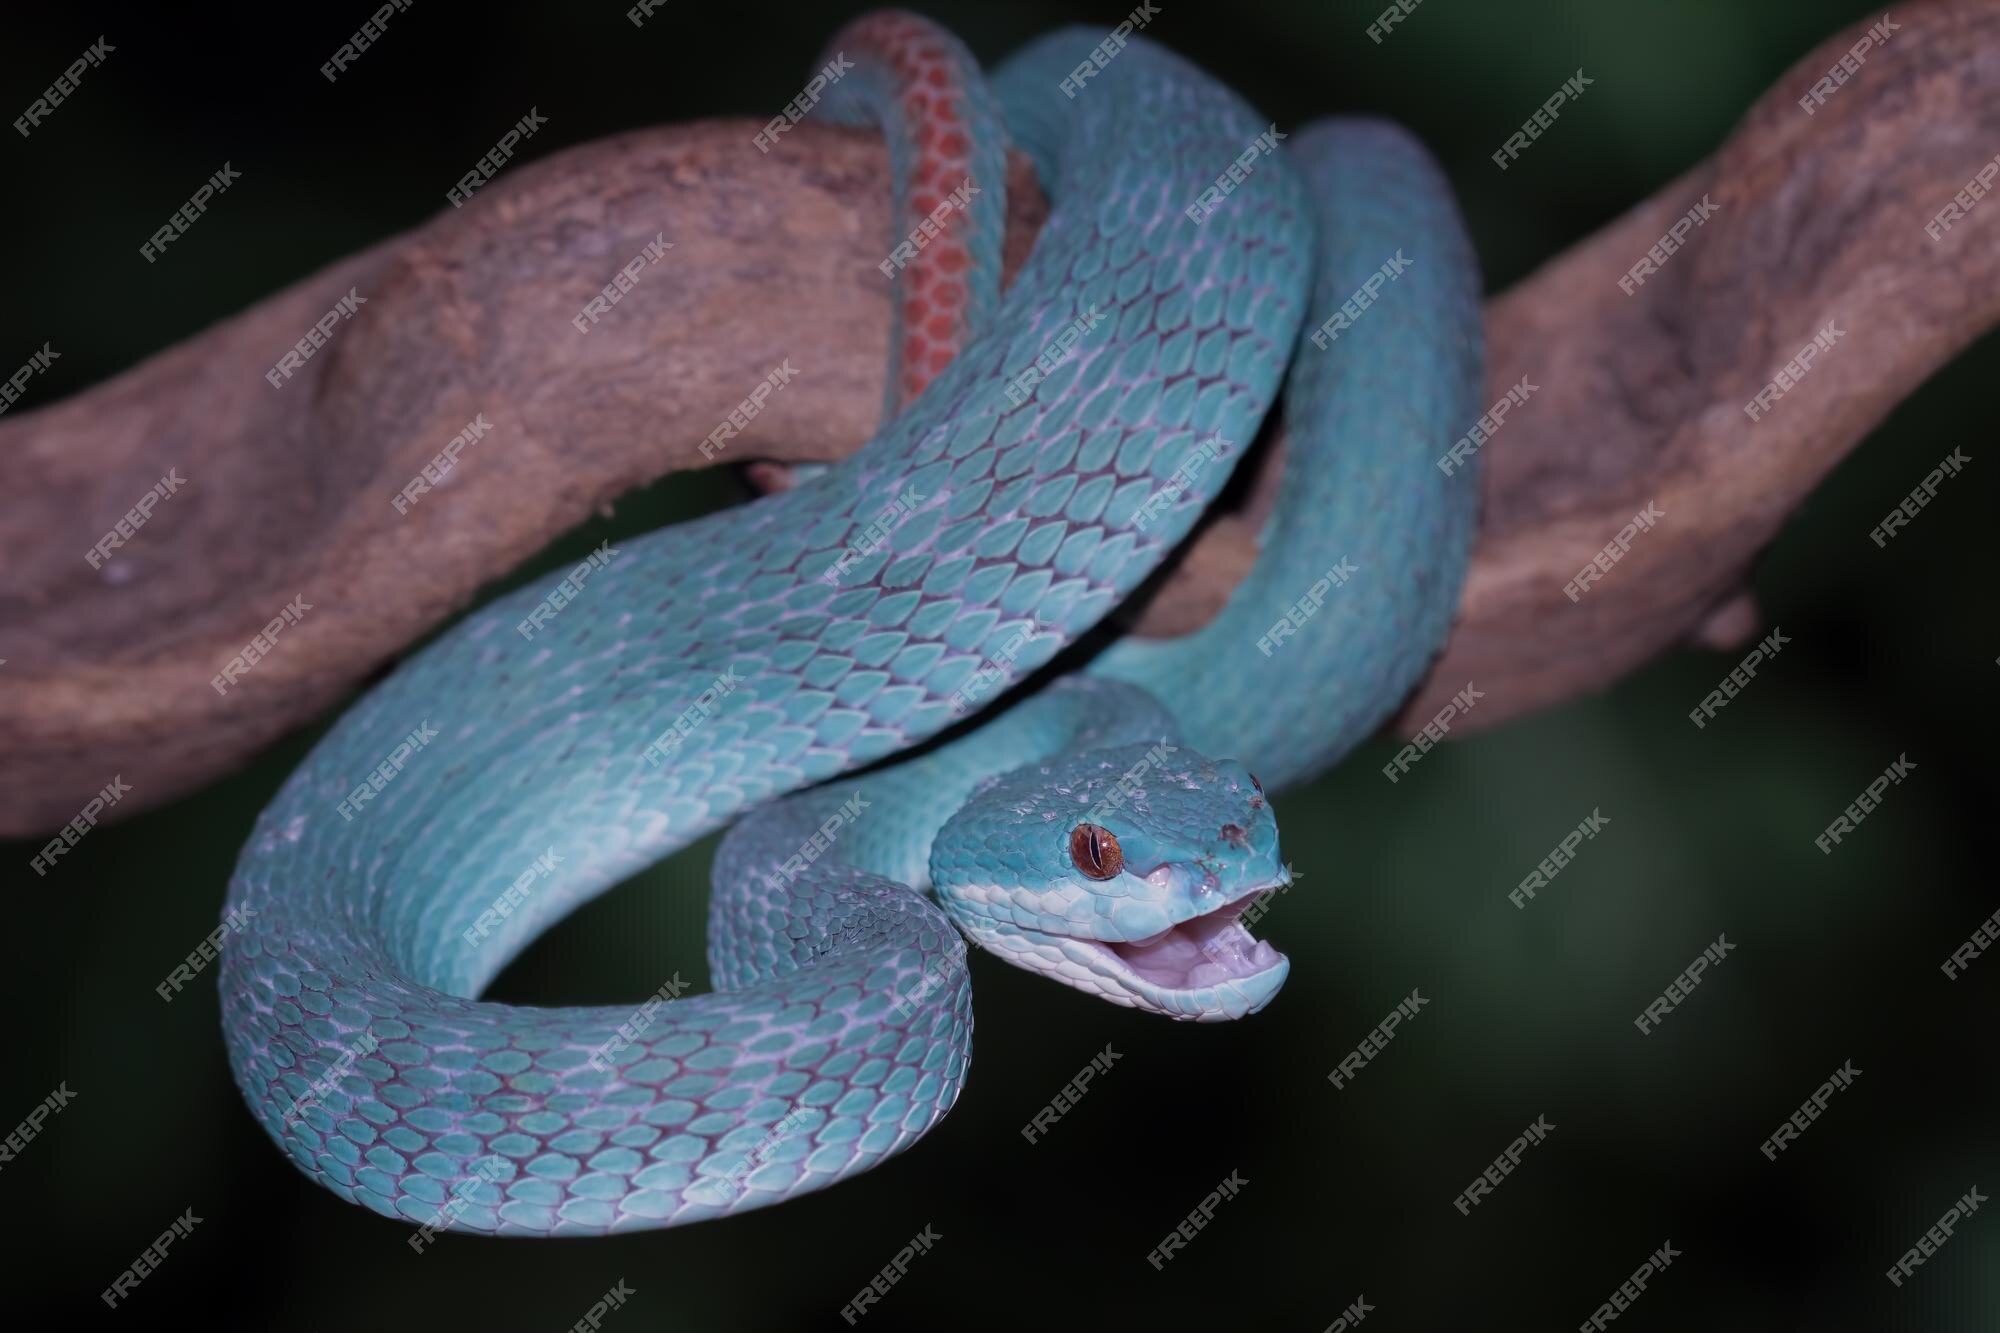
[1096,904,1290,1022]
[973,888,1291,1022]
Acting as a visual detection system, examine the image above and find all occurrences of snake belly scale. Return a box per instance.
[219,13,1481,1236]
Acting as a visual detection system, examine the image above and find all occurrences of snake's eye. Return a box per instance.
[1250,774,1263,793]
[1070,823,1123,880]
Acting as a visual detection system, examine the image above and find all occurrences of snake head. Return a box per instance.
[930,741,1290,1021]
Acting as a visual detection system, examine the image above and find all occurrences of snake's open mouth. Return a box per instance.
[1102,889,1285,992]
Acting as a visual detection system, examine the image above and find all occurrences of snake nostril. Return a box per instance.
[1219,823,1248,847]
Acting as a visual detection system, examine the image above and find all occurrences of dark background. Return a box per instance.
[4,1,1996,1328]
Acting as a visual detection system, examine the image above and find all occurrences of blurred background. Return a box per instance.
[3,0,1996,1328]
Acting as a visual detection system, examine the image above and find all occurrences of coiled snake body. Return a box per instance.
[220,14,1482,1236]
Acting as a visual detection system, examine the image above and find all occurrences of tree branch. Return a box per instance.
[2,1,1993,836]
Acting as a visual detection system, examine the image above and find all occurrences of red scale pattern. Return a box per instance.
[836,12,984,407]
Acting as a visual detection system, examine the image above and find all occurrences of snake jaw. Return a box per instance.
[1098,878,1286,990]
[992,873,1290,1021]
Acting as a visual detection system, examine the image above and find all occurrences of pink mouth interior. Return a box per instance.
[1106,897,1283,990]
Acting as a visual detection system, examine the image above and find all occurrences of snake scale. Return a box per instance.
[219,12,1482,1237]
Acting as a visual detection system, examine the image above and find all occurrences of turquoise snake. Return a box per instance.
[218,10,1482,1236]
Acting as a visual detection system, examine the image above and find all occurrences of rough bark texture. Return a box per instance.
[3,2,1995,837]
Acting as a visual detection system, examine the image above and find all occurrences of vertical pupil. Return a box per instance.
[1072,825,1120,879]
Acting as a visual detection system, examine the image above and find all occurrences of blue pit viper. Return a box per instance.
[218,11,1483,1236]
